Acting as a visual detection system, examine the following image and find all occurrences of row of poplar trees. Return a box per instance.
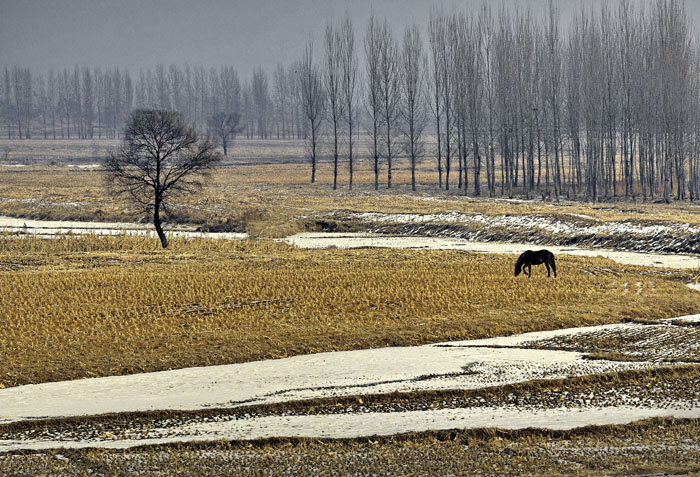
[299,0,700,202]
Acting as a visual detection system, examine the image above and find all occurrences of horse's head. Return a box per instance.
[514,259,523,277]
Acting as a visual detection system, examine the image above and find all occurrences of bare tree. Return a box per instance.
[272,63,288,139]
[481,5,498,196]
[377,18,400,189]
[340,15,359,190]
[105,109,221,248]
[365,14,383,190]
[428,13,444,188]
[208,111,240,156]
[251,67,271,139]
[324,22,345,190]
[82,66,94,139]
[400,24,427,191]
[300,39,325,183]
[2,67,11,139]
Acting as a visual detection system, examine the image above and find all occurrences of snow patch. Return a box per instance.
[2,406,699,452]
[285,232,700,269]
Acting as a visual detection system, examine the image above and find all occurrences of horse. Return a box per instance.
[514,250,557,278]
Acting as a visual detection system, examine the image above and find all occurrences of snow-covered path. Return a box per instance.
[2,317,700,452]
[0,216,246,240]
[0,325,656,426]
[285,232,700,269]
[2,216,699,268]
[3,406,699,452]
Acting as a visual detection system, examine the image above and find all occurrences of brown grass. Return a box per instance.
[0,235,697,388]
[3,161,700,239]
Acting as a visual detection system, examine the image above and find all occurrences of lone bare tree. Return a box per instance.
[105,109,221,248]
[208,111,240,156]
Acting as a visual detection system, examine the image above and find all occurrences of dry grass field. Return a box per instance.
[3,160,700,239]
[2,235,696,389]
[2,139,700,475]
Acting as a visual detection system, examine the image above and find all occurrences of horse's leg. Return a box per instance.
[527,264,531,278]
[545,262,551,277]
[549,255,557,278]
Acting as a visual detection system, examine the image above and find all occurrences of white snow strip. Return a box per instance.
[686,283,700,293]
[285,232,700,269]
[0,327,660,426]
[0,216,696,268]
[1,319,698,452]
[2,406,699,452]
[663,312,700,324]
[441,323,634,348]
[0,216,152,231]
[346,211,699,237]
[0,216,247,240]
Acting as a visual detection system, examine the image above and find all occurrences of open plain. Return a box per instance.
[1,139,700,475]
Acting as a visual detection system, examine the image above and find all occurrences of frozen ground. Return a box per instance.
[1,317,699,452]
[2,215,699,268]
[1,214,699,452]
[324,210,700,255]
[0,216,246,240]
[2,407,699,452]
[285,232,700,269]
[348,211,699,237]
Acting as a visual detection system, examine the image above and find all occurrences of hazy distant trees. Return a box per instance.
[208,112,240,156]
[365,15,383,190]
[7,0,700,205]
[105,109,221,248]
[251,67,271,139]
[3,66,33,139]
[377,19,400,189]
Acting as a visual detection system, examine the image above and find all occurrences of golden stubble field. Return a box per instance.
[3,161,700,237]
[0,235,697,389]
[2,140,700,474]
[3,138,700,234]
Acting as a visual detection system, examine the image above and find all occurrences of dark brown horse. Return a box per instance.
[514,250,557,278]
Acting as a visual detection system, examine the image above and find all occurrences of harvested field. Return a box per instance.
[3,160,700,244]
[2,142,700,474]
[0,235,697,389]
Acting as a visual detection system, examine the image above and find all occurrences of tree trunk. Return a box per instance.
[154,198,168,248]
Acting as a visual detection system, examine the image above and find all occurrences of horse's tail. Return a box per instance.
[514,255,524,276]
[549,252,557,278]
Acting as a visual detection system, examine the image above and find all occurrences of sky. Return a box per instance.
[1,0,700,79]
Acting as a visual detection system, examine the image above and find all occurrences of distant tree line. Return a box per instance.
[0,63,304,144]
[3,0,700,202]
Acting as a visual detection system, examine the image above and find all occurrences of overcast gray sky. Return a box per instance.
[1,0,699,78]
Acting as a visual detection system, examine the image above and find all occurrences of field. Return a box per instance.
[1,139,700,474]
